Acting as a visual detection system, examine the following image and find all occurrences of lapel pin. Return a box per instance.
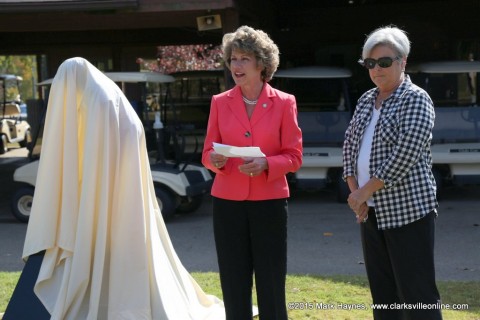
[262,103,267,108]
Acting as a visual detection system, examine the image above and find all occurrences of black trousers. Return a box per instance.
[361,208,443,320]
[212,197,288,320]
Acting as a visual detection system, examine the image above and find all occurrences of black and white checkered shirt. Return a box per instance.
[343,75,438,230]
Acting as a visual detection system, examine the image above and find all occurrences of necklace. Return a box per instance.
[242,95,258,105]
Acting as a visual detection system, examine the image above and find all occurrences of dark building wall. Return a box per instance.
[0,0,232,79]
[266,1,480,67]
[0,0,479,83]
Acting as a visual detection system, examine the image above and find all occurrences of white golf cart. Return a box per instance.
[0,74,31,154]
[11,71,212,223]
[407,61,480,193]
[273,66,353,201]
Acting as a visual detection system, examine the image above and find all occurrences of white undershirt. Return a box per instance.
[357,105,381,207]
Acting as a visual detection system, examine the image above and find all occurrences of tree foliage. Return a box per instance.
[0,55,37,101]
[137,44,223,74]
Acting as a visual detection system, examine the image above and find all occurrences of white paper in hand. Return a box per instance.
[213,142,266,158]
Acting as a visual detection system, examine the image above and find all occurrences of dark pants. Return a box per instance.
[212,197,288,320]
[361,208,443,320]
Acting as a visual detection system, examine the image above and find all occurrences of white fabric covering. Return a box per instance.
[22,57,225,320]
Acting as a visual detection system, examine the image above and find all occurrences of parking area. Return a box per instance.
[0,148,479,281]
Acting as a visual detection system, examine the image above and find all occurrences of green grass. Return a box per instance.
[1,272,479,319]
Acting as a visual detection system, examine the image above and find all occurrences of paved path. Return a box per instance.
[1,148,479,281]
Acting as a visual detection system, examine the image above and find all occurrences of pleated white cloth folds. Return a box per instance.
[22,57,225,320]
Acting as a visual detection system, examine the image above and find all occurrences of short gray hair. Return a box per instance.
[362,26,411,59]
[222,25,280,82]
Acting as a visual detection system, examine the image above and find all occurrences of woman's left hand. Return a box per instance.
[347,189,369,223]
[354,203,369,224]
[238,157,268,177]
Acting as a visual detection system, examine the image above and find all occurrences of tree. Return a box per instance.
[0,55,38,101]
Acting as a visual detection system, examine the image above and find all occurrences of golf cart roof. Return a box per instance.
[170,69,224,79]
[37,71,175,86]
[274,66,352,79]
[406,61,480,74]
[0,74,22,81]
[37,78,53,86]
[104,71,174,83]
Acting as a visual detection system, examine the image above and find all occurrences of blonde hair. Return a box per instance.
[222,25,280,82]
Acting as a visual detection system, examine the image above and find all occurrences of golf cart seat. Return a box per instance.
[433,107,480,144]
[1,103,21,117]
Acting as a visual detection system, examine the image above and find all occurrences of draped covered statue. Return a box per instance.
[21,57,225,319]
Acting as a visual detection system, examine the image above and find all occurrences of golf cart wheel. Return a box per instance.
[0,134,7,154]
[176,195,203,214]
[19,129,31,148]
[154,187,176,221]
[11,186,34,223]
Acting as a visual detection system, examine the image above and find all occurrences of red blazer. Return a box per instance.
[202,83,303,201]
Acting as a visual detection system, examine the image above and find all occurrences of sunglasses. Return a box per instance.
[358,56,400,69]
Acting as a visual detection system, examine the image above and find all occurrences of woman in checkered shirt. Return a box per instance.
[343,26,442,320]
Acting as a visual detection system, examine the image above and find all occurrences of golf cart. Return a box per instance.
[11,71,212,223]
[0,74,31,154]
[273,66,354,201]
[407,61,480,193]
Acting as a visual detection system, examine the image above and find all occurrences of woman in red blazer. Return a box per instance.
[202,26,303,320]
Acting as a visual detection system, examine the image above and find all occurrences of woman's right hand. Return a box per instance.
[210,152,227,169]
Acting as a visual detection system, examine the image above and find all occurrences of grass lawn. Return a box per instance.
[1,272,479,319]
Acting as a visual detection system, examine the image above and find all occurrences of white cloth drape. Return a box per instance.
[22,57,225,320]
